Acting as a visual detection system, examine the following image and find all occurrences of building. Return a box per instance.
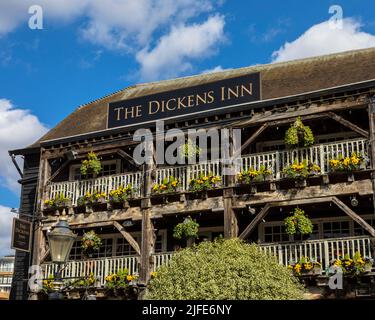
[8,47,375,299]
[0,256,14,300]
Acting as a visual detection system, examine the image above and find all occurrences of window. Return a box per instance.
[354,218,375,236]
[264,225,289,243]
[292,224,319,241]
[69,160,120,181]
[154,230,167,253]
[323,221,350,239]
[116,235,141,256]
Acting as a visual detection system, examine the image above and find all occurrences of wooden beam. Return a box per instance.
[240,123,268,153]
[47,158,70,183]
[230,99,367,129]
[113,221,141,255]
[117,149,138,168]
[368,97,375,213]
[239,203,272,240]
[327,112,368,137]
[332,197,375,237]
[239,195,375,240]
[240,197,335,240]
[39,248,50,265]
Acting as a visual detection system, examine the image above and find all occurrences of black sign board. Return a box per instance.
[11,218,32,252]
[108,72,261,129]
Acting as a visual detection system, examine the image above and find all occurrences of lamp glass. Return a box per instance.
[47,219,76,264]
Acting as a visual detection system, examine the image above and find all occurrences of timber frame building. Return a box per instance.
[9,47,375,299]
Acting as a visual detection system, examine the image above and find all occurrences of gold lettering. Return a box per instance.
[241,83,253,96]
[135,105,142,117]
[166,98,176,111]
[124,106,136,119]
[196,93,207,105]
[187,95,195,107]
[114,107,124,121]
[227,86,239,99]
[148,100,160,115]
[221,87,225,101]
[177,96,187,109]
[207,90,215,103]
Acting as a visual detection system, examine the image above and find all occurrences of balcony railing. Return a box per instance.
[49,172,142,206]
[47,138,369,204]
[259,235,373,269]
[42,236,373,287]
[42,252,175,287]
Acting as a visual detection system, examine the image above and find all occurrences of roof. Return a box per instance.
[29,47,375,148]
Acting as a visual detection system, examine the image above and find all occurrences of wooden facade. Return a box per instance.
[9,48,375,299]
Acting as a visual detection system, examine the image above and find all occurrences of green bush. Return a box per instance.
[145,238,304,300]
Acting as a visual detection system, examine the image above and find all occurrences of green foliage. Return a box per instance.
[109,184,135,203]
[105,269,136,290]
[237,165,272,184]
[285,117,314,148]
[81,230,102,253]
[69,272,97,289]
[173,216,199,240]
[282,160,320,180]
[178,139,201,162]
[43,193,71,209]
[145,238,304,300]
[152,176,180,194]
[80,151,102,177]
[189,173,221,192]
[284,208,313,235]
[331,252,373,277]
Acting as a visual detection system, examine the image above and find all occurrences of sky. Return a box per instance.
[1,0,375,256]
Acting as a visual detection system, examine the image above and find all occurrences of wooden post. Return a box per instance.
[368,96,375,214]
[223,128,238,238]
[30,151,51,300]
[139,137,155,285]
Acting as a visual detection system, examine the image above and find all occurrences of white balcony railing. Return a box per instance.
[47,138,369,203]
[49,172,142,206]
[259,235,373,269]
[42,253,175,287]
[41,236,373,286]
[241,138,369,180]
[42,255,140,287]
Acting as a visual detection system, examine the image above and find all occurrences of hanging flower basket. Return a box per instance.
[81,230,102,257]
[284,207,313,236]
[80,151,102,177]
[284,117,314,148]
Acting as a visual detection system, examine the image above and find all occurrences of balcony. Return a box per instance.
[47,138,369,206]
[259,235,373,269]
[41,236,373,286]
[42,253,174,287]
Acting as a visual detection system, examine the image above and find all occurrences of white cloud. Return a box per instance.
[136,15,225,81]
[201,65,227,74]
[0,205,14,257]
[0,99,48,193]
[272,18,375,63]
[0,1,225,81]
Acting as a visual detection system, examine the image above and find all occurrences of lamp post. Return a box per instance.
[47,216,76,300]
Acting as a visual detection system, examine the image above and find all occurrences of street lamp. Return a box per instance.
[47,216,76,299]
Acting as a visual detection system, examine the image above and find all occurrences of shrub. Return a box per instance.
[145,238,304,300]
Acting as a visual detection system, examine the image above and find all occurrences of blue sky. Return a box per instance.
[0,0,375,255]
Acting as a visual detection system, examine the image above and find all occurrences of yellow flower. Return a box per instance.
[343,157,350,167]
[202,176,209,181]
[127,275,134,282]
